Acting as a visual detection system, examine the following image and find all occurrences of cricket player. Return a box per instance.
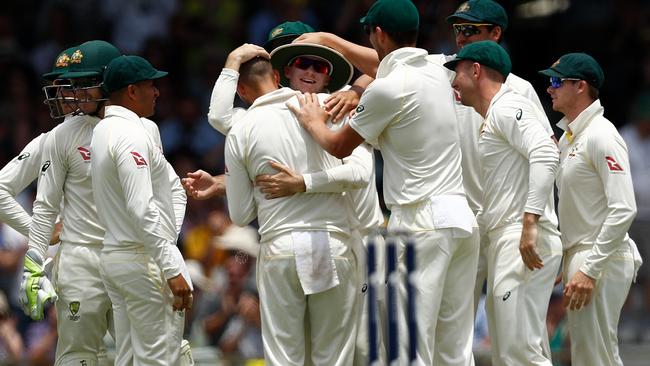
[200,37,385,364]
[92,55,192,366]
[444,41,562,366]
[288,1,479,364]
[445,0,557,313]
[224,56,358,366]
[539,53,640,366]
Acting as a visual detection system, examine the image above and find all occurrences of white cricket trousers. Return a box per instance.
[485,225,562,366]
[52,242,113,366]
[99,250,185,366]
[388,203,480,366]
[353,231,387,366]
[257,232,357,366]
[563,244,634,366]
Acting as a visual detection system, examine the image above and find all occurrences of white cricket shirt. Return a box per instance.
[224,87,350,242]
[478,85,560,234]
[0,132,50,237]
[556,99,636,279]
[29,115,105,258]
[349,47,472,234]
[91,105,183,279]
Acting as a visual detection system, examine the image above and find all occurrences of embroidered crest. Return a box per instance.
[55,53,71,68]
[70,49,84,64]
[271,27,283,38]
[457,1,470,12]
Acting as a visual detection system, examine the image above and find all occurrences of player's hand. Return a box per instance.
[293,32,334,47]
[287,93,329,129]
[519,212,543,270]
[168,274,193,311]
[182,170,225,200]
[49,220,63,245]
[255,161,305,199]
[325,89,360,123]
[225,43,270,70]
[19,249,57,320]
[563,270,595,311]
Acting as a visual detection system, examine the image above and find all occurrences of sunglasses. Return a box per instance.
[549,77,581,89]
[452,23,494,37]
[289,56,332,75]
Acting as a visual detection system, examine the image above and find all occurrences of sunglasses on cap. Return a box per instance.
[289,56,332,75]
[452,23,494,37]
[549,77,581,89]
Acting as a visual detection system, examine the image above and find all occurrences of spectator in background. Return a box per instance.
[0,224,27,310]
[0,290,23,364]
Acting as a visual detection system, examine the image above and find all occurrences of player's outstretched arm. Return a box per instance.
[182,170,226,200]
[294,32,379,77]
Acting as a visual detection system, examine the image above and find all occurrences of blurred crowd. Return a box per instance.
[0,0,650,364]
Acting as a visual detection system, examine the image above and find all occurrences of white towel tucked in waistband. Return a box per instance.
[292,231,339,295]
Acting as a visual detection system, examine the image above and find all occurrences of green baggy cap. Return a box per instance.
[446,0,508,30]
[103,55,168,94]
[264,21,315,52]
[43,46,78,81]
[538,52,604,89]
[443,40,511,78]
[59,40,122,80]
[360,0,419,32]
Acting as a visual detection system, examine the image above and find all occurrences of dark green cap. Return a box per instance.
[538,53,604,89]
[43,46,78,81]
[443,40,511,78]
[103,55,168,94]
[360,0,419,32]
[446,0,508,30]
[59,40,122,80]
[264,21,315,52]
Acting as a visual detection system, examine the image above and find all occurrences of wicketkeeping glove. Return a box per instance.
[19,249,57,320]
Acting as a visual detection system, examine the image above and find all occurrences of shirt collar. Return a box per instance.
[556,99,604,136]
[249,87,300,110]
[486,83,510,114]
[104,105,142,125]
[376,47,428,79]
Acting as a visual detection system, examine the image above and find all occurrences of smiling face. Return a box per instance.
[284,57,330,93]
[451,60,479,108]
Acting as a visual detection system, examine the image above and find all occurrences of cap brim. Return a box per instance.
[58,70,102,79]
[150,70,168,79]
[270,43,354,92]
[538,68,564,78]
[359,15,369,25]
[42,71,65,81]
[446,13,484,24]
[264,34,300,52]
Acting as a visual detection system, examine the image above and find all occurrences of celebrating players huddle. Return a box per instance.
[0,0,641,365]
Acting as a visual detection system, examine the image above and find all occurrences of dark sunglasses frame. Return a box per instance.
[289,56,332,75]
[452,23,494,37]
[549,77,581,89]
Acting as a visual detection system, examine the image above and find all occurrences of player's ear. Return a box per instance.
[489,26,502,43]
[127,84,138,101]
[273,69,280,86]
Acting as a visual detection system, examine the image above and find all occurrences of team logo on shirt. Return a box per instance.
[515,109,523,121]
[41,160,51,172]
[68,301,81,321]
[16,152,30,161]
[130,151,148,167]
[361,283,368,293]
[502,291,511,301]
[355,105,365,114]
[77,147,91,161]
[605,156,624,172]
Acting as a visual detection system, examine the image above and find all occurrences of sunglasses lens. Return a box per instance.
[453,24,480,37]
[550,77,562,88]
[292,57,330,75]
